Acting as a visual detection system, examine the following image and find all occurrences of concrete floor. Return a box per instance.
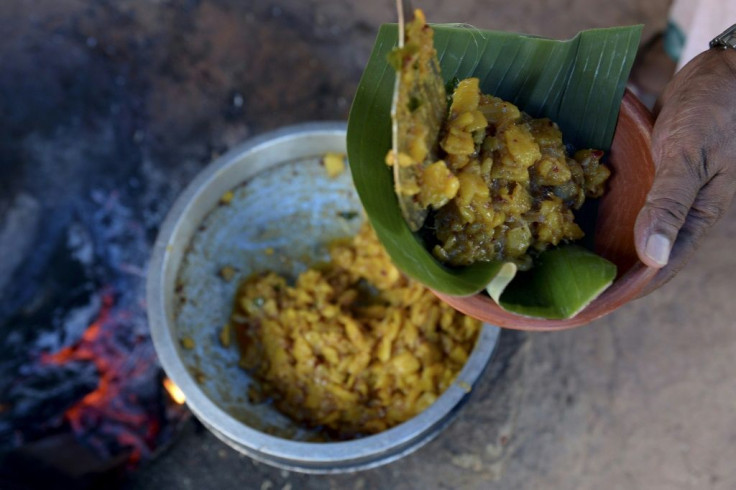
[3,0,735,488]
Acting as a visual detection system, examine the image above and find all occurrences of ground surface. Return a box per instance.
[3,0,735,489]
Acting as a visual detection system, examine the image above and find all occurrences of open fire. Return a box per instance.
[0,183,190,487]
[38,290,186,466]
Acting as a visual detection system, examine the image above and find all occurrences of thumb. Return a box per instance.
[634,159,700,269]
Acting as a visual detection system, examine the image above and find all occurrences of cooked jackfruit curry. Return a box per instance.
[229,223,481,437]
[387,10,610,271]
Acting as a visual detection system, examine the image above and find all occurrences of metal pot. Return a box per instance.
[147,122,500,473]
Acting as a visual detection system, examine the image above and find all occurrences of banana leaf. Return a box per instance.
[346,23,641,318]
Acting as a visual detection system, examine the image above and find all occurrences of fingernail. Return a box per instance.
[645,233,671,267]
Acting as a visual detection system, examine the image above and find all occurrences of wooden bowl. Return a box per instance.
[435,90,658,330]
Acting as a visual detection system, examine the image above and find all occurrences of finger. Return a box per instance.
[638,171,736,295]
[634,154,702,269]
[667,171,735,272]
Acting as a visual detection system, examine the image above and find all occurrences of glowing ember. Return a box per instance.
[163,378,186,405]
[40,290,164,465]
[1,153,191,476]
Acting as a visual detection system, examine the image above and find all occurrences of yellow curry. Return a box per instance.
[230,223,481,437]
[387,11,610,271]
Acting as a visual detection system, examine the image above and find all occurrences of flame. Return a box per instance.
[42,294,113,366]
[40,291,156,464]
[163,378,186,405]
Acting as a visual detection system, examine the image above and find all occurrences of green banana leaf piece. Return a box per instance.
[491,246,617,319]
[346,23,641,318]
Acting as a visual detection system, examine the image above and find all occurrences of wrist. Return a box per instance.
[709,47,736,74]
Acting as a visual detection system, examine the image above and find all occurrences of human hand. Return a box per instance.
[635,48,736,295]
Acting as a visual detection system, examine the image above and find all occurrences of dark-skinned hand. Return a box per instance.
[635,47,736,295]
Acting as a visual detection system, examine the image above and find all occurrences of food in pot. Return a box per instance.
[229,223,481,437]
[322,152,347,178]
